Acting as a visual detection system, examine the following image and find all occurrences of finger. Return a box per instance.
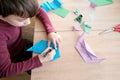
[56,39,60,48]
[53,40,57,49]
[48,41,51,47]
[56,38,62,48]
[57,36,62,44]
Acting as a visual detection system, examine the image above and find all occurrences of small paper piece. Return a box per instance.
[75,14,83,23]
[80,22,92,33]
[54,7,69,18]
[88,0,113,6]
[75,32,104,63]
[90,2,97,8]
[89,13,94,21]
[74,9,80,15]
[27,40,60,61]
[73,25,81,31]
[41,0,63,12]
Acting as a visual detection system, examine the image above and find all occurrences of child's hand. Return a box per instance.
[38,47,55,63]
[47,32,62,49]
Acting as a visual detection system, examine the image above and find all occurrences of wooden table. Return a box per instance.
[31,0,120,80]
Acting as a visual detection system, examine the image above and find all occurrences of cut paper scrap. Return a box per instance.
[89,13,94,21]
[27,40,60,61]
[54,7,69,18]
[41,0,63,12]
[75,14,83,23]
[75,33,104,63]
[88,0,113,6]
[80,22,92,33]
[73,25,81,31]
[90,2,97,8]
[74,9,80,15]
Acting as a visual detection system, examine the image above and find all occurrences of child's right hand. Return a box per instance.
[38,47,55,63]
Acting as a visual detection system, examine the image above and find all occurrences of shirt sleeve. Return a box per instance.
[36,8,56,34]
[0,34,42,78]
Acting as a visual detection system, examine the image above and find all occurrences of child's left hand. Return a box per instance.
[47,32,62,49]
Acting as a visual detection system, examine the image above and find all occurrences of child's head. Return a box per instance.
[0,0,39,26]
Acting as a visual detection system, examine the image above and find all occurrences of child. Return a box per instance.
[0,0,62,78]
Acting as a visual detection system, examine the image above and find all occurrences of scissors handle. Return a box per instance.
[113,24,120,32]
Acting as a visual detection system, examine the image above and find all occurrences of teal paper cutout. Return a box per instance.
[80,22,92,33]
[89,13,94,21]
[54,7,69,18]
[27,40,60,61]
[75,14,83,23]
[74,9,80,15]
[83,24,92,33]
[88,0,113,6]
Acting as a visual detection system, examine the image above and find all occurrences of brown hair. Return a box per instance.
[0,0,39,18]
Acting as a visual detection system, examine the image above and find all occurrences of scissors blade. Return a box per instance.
[98,29,113,35]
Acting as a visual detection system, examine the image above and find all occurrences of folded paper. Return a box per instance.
[75,32,104,63]
[41,0,63,12]
[27,40,60,61]
[80,22,92,33]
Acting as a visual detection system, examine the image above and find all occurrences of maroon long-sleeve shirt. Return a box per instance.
[0,8,55,78]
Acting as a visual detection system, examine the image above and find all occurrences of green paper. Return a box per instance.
[74,9,80,15]
[88,0,113,6]
[81,22,92,33]
[84,24,92,33]
[75,14,83,23]
[54,7,69,18]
